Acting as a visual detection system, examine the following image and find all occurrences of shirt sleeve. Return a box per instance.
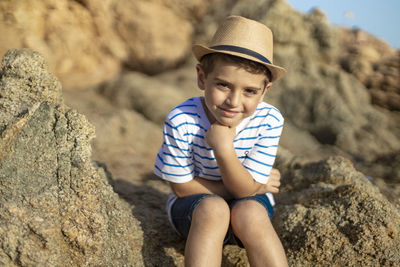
[154,117,195,183]
[242,110,284,184]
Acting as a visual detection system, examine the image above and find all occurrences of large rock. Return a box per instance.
[0,49,143,266]
[64,87,164,180]
[273,156,400,266]
[0,0,121,90]
[97,71,196,125]
[339,28,400,111]
[113,0,193,74]
[256,0,400,160]
[0,0,216,89]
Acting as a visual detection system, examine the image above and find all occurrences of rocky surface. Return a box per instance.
[339,28,400,111]
[257,1,400,179]
[0,0,216,89]
[97,72,191,125]
[1,0,400,266]
[273,156,400,266]
[0,49,143,266]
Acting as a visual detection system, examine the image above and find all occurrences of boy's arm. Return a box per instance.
[169,177,233,199]
[206,123,263,198]
[170,168,281,198]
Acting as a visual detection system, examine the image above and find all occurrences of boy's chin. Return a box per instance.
[215,118,242,128]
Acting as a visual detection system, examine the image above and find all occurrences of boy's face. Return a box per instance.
[196,59,271,127]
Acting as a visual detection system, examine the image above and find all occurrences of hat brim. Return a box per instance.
[192,44,286,82]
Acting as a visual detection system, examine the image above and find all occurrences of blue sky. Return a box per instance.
[286,0,400,48]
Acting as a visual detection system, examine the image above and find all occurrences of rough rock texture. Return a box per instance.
[255,0,400,168]
[0,0,216,89]
[98,72,192,125]
[0,0,121,89]
[339,28,400,111]
[273,156,400,266]
[0,49,143,266]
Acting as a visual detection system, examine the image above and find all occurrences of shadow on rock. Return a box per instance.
[111,173,248,267]
[112,173,184,266]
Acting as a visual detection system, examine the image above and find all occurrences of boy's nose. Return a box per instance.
[226,91,240,107]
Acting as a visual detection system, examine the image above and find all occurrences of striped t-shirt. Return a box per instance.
[154,97,284,219]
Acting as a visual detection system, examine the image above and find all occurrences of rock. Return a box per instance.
[0,0,121,90]
[0,49,143,266]
[274,156,400,266]
[2,0,400,265]
[0,0,216,89]
[251,0,400,180]
[66,90,164,179]
[0,49,63,130]
[98,71,193,125]
[339,28,400,111]
[113,0,193,74]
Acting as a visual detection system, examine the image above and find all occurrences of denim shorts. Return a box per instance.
[170,193,274,247]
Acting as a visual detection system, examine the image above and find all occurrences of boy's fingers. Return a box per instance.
[270,168,281,179]
[268,186,279,193]
[269,180,281,188]
[269,175,281,183]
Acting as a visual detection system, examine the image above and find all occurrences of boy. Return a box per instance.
[155,16,288,266]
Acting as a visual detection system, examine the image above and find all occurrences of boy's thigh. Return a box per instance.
[170,193,225,238]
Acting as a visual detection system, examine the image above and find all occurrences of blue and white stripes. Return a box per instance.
[154,97,284,186]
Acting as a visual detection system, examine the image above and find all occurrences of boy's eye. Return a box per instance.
[244,88,259,95]
[216,82,229,88]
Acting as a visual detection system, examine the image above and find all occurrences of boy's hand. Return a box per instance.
[257,168,281,194]
[205,123,236,152]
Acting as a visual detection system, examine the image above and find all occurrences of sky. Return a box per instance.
[286,0,400,48]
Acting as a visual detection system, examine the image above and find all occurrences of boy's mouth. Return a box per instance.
[219,107,240,118]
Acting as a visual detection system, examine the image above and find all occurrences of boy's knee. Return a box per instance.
[231,199,263,217]
[193,196,230,225]
[230,200,270,236]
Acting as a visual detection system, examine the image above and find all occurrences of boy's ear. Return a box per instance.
[196,64,206,90]
[260,82,272,102]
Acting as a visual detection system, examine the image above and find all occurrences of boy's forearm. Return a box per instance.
[205,123,261,198]
[214,146,262,199]
[169,177,233,199]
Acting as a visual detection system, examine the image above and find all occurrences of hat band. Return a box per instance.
[210,45,272,65]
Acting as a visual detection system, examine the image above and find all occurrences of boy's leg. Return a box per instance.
[177,195,230,267]
[230,197,288,267]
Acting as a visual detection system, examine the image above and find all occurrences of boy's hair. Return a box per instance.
[199,53,272,83]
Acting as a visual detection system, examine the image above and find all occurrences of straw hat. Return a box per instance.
[192,16,286,82]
